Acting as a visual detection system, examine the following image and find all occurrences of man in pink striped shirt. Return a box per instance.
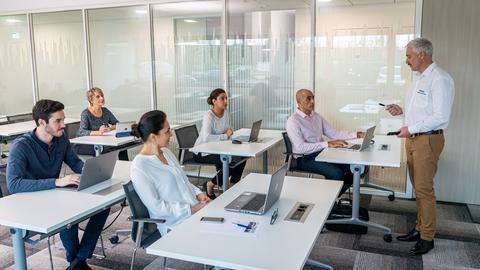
[286,89,365,195]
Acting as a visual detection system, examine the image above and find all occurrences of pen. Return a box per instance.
[270,208,278,225]
[232,222,251,230]
[378,103,385,107]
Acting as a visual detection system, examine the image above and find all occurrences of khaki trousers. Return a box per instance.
[405,133,444,241]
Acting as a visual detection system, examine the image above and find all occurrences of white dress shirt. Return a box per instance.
[405,62,455,134]
[130,148,202,236]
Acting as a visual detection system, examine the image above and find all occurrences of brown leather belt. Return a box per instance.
[410,129,443,138]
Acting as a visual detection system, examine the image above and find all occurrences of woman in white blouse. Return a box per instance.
[130,110,210,236]
[193,88,247,199]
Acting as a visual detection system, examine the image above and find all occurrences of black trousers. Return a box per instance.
[193,153,247,186]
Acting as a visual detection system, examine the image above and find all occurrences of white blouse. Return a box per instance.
[195,109,231,146]
[130,148,202,235]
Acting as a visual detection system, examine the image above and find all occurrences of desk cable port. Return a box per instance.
[285,202,314,223]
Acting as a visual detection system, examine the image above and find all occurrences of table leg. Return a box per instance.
[220,155,231,192]
[94,145,103,157]
[325,164,392,241]
[11,227,27,270]
[306,259,333,270]
[262,151,268,174]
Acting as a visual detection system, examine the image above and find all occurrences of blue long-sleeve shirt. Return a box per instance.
[6,130,84,193]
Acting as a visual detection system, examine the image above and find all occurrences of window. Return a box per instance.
[0,15,34,116]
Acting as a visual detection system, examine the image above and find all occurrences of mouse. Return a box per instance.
[232,139,242,144]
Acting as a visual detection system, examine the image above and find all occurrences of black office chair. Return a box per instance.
[7,113,33,123]
[174,125,218,186]
[65,121,80,140]
[282,132,314,177]
[123,181,166,270]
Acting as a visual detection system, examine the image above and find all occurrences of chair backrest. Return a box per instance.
[65,121,80,139]
[282,132,297,171]
[174,124,199,164]
[7,113,33,123]
[123,181,161,247]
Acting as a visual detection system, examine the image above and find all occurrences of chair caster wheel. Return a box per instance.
[383,234,392,243]
[109,235,119,244]
[388,194,395,201]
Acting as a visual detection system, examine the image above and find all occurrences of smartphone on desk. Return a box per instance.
[200,217,225,223]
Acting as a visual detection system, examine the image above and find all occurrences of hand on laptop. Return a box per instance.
[357,131,365,138]
[328,139,348,148]
[225,128,233,138]
[55,174,81,188]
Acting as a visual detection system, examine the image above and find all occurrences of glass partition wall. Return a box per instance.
[33,11,87,118]
[0,0,417,195]
[152,1,223,127]
[89,6,151,121]
[315,1,416,192]
[227,0,312,130]
[0,15,34,117]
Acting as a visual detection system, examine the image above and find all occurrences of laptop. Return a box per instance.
[115,121,135,138]
[232,120,262,142]
[225,163,288,215]
[116,121,135,132]
[65,150,118,191]
[341,125,376,151]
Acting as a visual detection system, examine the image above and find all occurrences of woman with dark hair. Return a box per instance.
[130,110,210,235]
[193,88,247,199]
[76,87,129,160]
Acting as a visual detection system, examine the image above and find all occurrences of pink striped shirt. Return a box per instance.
[286,109,357,156]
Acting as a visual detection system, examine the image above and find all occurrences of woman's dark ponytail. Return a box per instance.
[132,110,167,142]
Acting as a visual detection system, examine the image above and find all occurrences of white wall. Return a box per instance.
[422,0,480,204]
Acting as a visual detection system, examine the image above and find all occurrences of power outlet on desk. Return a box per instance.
[285,202,314,223]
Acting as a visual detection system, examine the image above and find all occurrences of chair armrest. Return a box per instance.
[283,151,305,157]
[128,217,166,223]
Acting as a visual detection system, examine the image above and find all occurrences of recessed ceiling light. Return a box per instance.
[135,10,148,14]
[184,19,198,23]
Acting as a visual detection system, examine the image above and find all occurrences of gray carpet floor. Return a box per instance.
[1,184,480,269]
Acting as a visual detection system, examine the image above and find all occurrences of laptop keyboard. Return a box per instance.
[348,144,361,150]
[242,194,267,211]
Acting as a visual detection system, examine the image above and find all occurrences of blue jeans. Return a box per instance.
[59,208,110,262]
[297,152,353,196]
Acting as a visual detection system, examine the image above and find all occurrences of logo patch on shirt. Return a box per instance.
[416,89,427,95]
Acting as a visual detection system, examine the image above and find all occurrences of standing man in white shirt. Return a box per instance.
[386,38,455,255]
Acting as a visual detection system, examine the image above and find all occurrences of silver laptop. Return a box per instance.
[116,121,135,133]
[225,163,287,215]
[341,125,376,151]
[233,120,262,142]
[66,150,118,191]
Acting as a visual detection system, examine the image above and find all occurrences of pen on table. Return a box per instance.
[378,103,385,107]
[232,222,251,230]
[270,208,278,225]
